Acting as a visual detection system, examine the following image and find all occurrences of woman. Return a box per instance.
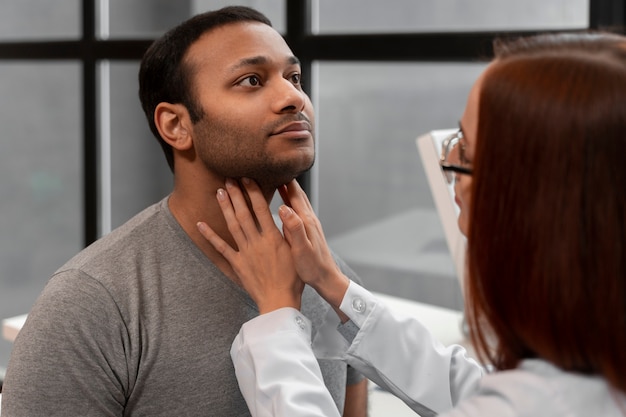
[197,32,626,416]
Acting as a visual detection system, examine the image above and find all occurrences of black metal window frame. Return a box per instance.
[0,0,622,247]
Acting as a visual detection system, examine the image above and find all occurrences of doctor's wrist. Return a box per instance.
[256,293,302,315]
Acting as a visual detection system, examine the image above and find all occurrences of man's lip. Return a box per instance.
[272,121,312,135]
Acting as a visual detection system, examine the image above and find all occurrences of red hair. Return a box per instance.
[465,33,626,393]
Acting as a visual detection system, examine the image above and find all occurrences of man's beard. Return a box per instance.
[228,156,314,191]
[192,113,315,191]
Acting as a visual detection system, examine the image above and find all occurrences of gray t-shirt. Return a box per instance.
[2,197,362,416]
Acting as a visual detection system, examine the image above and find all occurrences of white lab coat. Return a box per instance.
[231,281,626,417]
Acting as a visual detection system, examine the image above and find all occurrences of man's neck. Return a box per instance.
[167,181,277,285]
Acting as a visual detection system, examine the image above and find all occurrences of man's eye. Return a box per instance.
[239,75,261,87]
[290,73,301,85]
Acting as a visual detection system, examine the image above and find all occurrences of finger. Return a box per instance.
[285,179,314,214]
[283,180,324,242]
[215,187,248,247]
[279,205,310,251]
[224,178,260,240]
[196,221,238,261]
[241,178,278,234]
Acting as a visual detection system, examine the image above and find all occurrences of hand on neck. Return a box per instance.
[167,175,280,285]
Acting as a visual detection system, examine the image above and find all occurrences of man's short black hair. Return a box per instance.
[138,6,272,172]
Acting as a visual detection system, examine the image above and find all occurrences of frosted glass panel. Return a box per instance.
[0,62,82,368]
[104,0,286,38]
[107,62,173,229]
[192,0,285,34]
[316,62,486,309]
[103,0,191,39]
[0,0,80,40]
[316,0,588,33]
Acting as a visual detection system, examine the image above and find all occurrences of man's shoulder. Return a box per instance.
[59,199,170,271]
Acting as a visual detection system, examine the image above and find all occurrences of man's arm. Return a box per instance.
[343,378,369,417]
[2,272,128,416]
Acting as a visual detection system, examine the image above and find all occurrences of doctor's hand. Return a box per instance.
[196,178,303,314]
[278,180,350,313]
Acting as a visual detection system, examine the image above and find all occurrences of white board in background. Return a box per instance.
[416,129,466,290]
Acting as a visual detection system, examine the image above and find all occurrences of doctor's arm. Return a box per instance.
[230,308,341,417]
[197,178,343,416]
[198,179,483,415]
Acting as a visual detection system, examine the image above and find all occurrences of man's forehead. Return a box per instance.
[186,21,294,67]
[227,55,301,73]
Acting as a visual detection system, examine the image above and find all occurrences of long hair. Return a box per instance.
[465,33,626,392]
[138,6,272,172]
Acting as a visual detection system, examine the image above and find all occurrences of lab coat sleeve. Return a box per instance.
[231,281,485,417]
[340,281,484,415]
[230,307,341,417]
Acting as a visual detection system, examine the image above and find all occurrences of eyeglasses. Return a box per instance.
[440,129,473,184]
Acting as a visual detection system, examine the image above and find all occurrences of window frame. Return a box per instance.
[0,0,621,246]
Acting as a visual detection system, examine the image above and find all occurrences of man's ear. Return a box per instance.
[154,102,193,151]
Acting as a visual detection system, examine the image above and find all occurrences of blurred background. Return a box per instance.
[0,0,610,374]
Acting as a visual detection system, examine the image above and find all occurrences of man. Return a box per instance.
[1,6,367,417]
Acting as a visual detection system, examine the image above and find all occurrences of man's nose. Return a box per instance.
[272,78,306,113]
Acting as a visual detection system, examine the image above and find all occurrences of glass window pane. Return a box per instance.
[193,0,286,34]
[315,62,486,309]
[104,0,285,39]
[0,0,80,40]
[0,62,82,368]
[315,0,588,34]
[107,62,173,230]
[103,0,192,39]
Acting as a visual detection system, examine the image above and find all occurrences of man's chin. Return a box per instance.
[257,168,313,192]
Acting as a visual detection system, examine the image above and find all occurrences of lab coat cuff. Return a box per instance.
[339,280,380,328]
[238,307,312,344]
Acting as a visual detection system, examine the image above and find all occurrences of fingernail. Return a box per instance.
[279,205,292,217]
[225,178,235,188]
[242,177,251,185]
[216,188,226,201]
